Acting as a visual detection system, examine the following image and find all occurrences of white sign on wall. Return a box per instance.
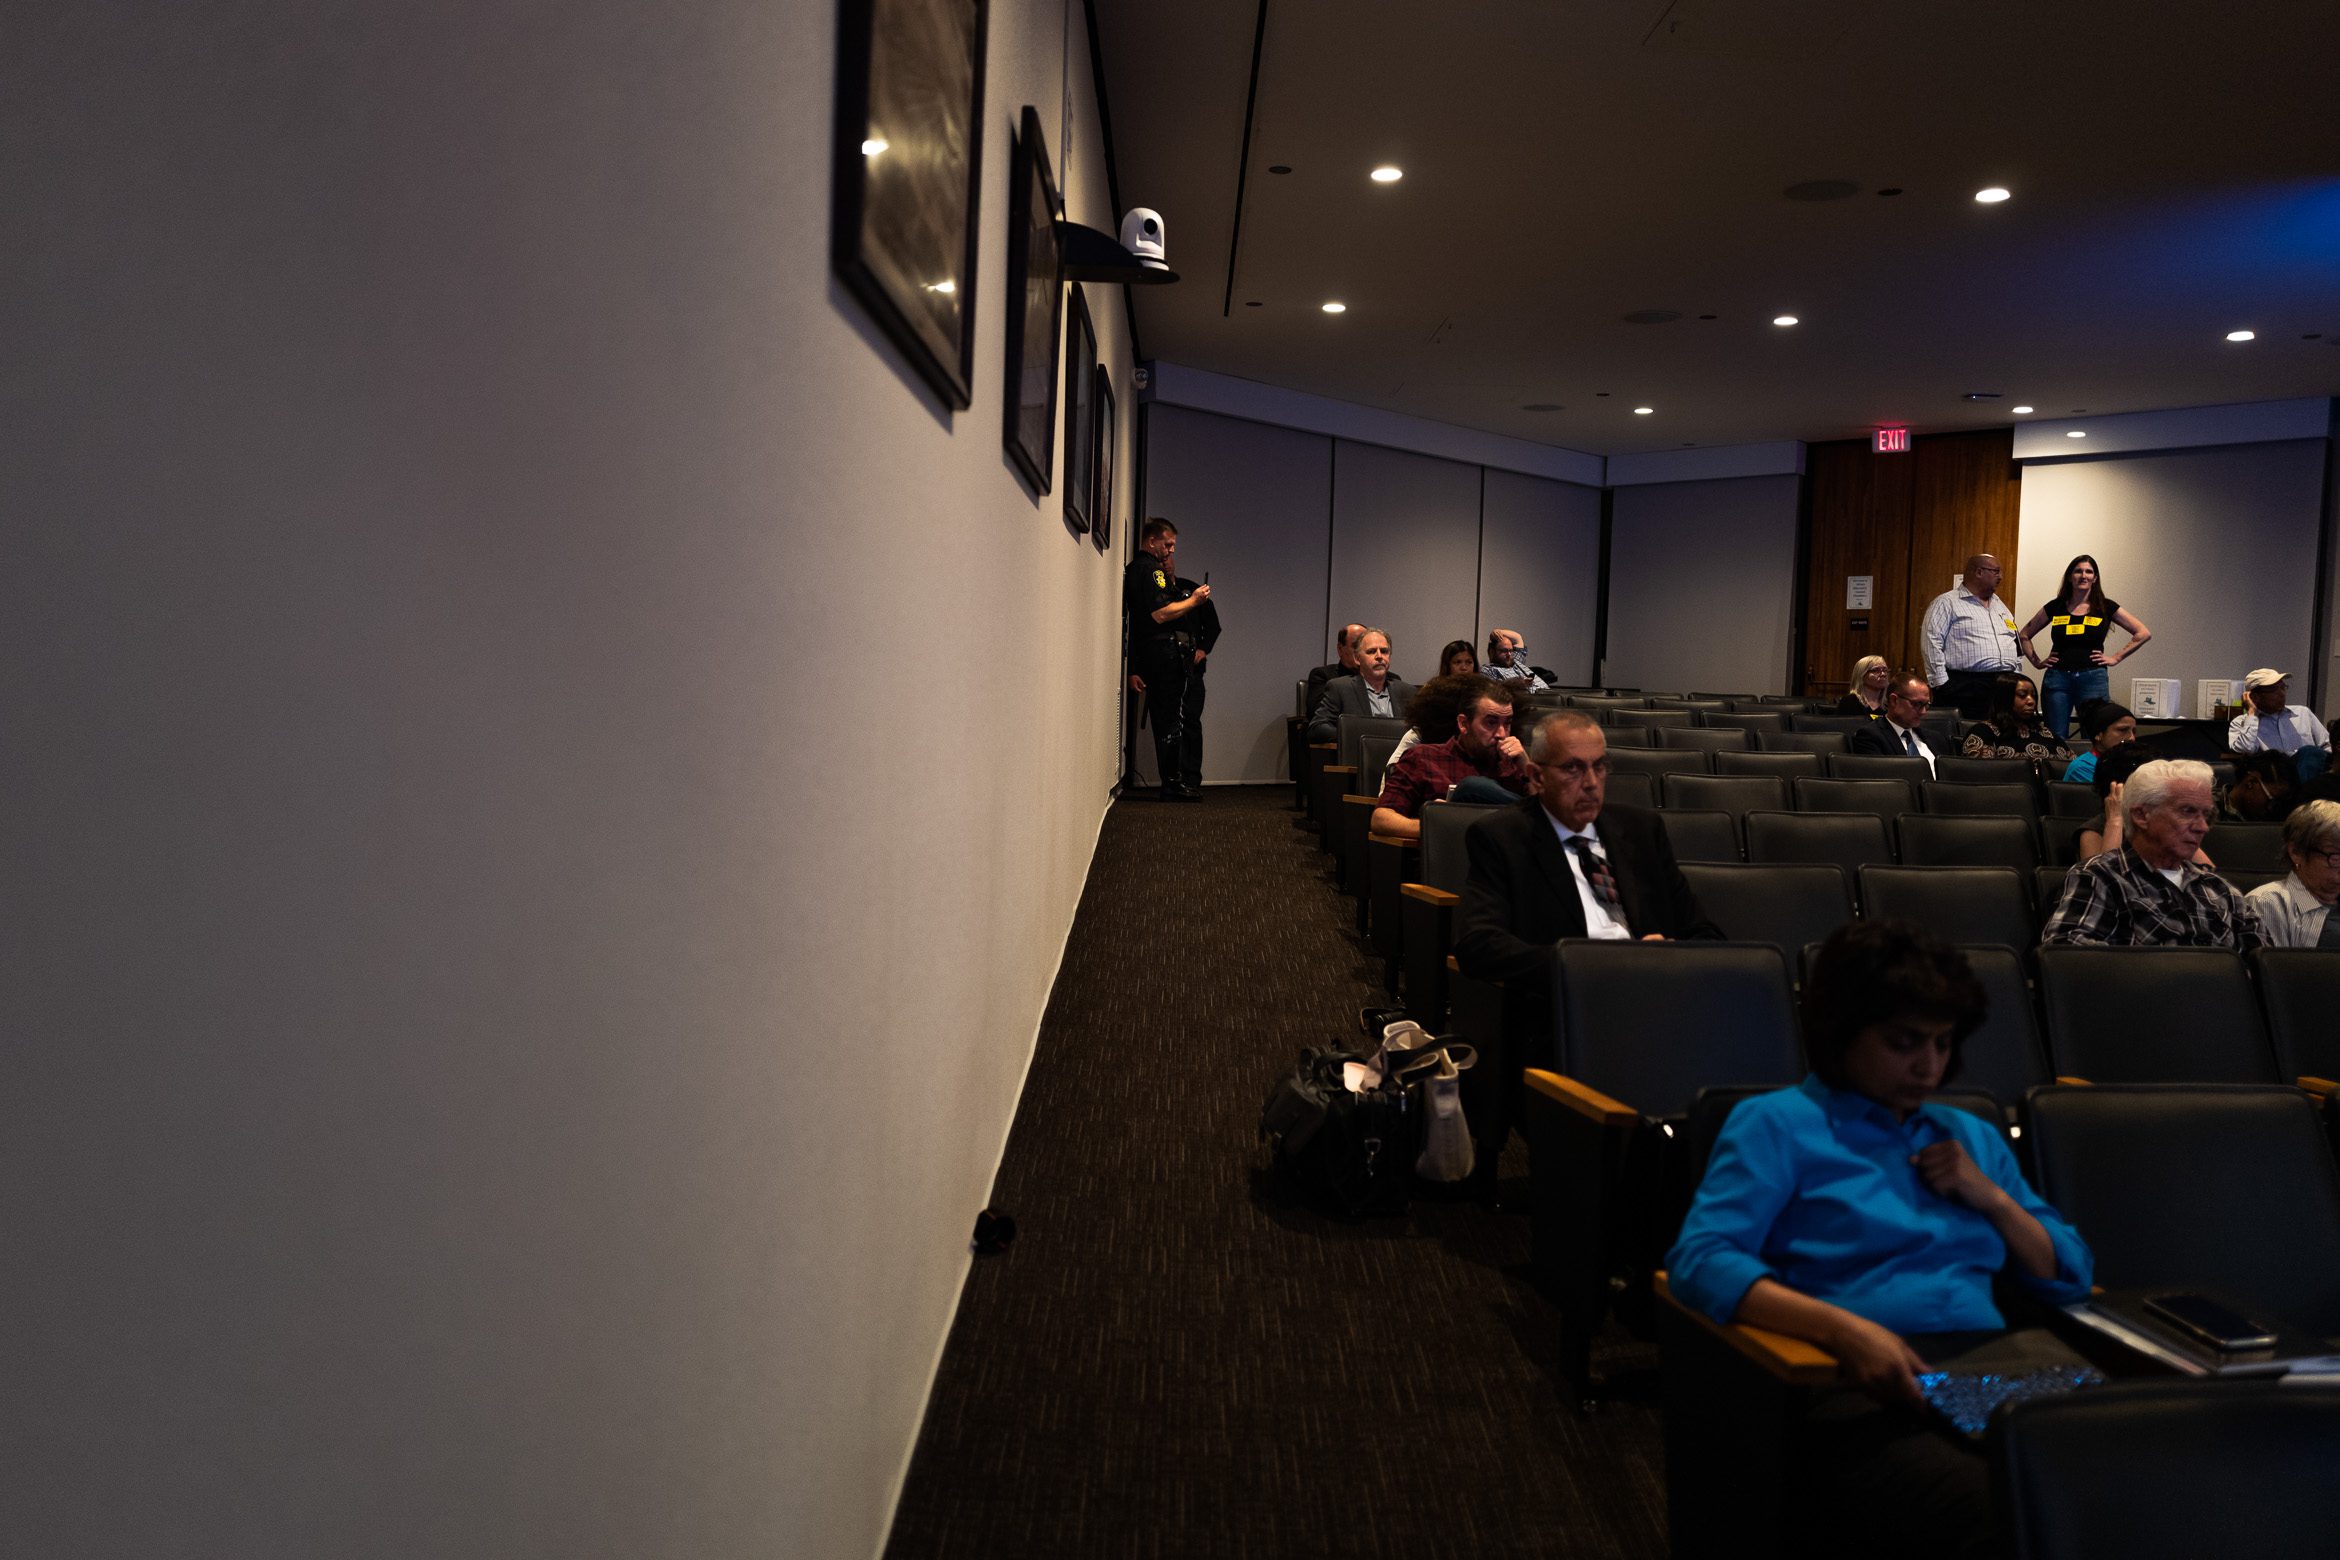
[1846,575,1873,610]
[2198,679,2236,720]
[2130,678,2181,719]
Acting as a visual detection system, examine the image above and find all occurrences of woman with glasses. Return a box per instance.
[1836,654,1892,718]
[2243,800,2340,948]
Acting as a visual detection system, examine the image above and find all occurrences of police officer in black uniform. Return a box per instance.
[1124,516,1219,801]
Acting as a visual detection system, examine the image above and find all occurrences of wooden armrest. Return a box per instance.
[1343,792,1378,808]
[1524,1067,1637,1127]
[1402,884,1459,908]
[1368,831,1412,848]
[1654,1273,1840,1386]
[1324,765,1357,779]
[1309,744,1335,753]
[2054,1075,2091,1086]
[2298,1076,2338,1099]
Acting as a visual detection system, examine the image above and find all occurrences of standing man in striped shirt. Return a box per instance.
[1919,554,2025,719]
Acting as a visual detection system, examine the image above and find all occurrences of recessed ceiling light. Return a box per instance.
[1974,186,2011,203]
[1369,165,1402,183]
[2225,329,2255,342]
[2012,405,2034,414]
[861,137,889,157]
[924,280,956,294]
[1773,315,1799,327]
[1321,301,1346,314]
[2067,430,2087,438]
[1633,406,1655,415]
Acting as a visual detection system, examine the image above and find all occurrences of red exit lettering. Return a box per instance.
[1873,427,1911,453]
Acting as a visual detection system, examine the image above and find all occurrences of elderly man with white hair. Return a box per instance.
[2041,758,2264,949]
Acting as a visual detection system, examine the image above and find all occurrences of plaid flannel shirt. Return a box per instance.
[2040,845,2264,951]
[1375,736,1528,818]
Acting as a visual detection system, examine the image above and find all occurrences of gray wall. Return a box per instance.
[2017,441,2333,715]
[1137,408,1603,782]
[1605,475,1802,694]
[2,4,1125,1557]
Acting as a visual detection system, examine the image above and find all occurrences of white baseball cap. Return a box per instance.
[2241,668,2289,690]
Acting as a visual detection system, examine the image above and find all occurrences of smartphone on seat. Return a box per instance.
[2142,1292,2277,1353]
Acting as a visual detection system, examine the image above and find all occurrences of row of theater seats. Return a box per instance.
[1505,940,2340,1557]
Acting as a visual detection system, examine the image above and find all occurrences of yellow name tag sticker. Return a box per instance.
[2064,623,2085,635]
[2004,617,2018,631]
[2084,616,2102,627]
[1153,570,1167,588]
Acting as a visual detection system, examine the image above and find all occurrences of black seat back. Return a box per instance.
[1922,780,2039,818]
[1606,744,1709,778]
[1554,942,1802,1117]
[1612,707,1695,729]
[1658,726,1753,755]
[1857,865,2036,950]
[2203,822,2287,874]
[1789,714,1875,737]
[1897,814,2039,870]
[1603,770,1658,810]
[1714,750,1823,780]
[1935,755,2035,786]
[1679,863,1853,968]
[1700,710,1787,734]
[1660,773,1790,829]
[1657,809,1741,864]
[1994,1380,2340,1560]
[1756,729,1849,755]
[2046,781,2099,817]
[2253,948,2340,1081]
[2025,1083,2340,1335]
[2035,946,2279,1083]
[1951,944,2050,1106]
[2037,814,2090,867]
[1418,800,1504,893]
[1745,809,1894,887]
[1829,753,1932,784]
[1335,713,1410,771]
[1358,734,1400,799]
[1793,776,1917,820]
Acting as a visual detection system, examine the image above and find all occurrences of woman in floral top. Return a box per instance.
[1960,671,2071,763]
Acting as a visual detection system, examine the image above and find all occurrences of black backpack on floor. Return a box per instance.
[1259,1047,1416,1217]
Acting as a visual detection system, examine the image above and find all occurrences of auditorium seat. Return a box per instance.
[2032,864,2068,916]
[2202,822,2286,875]
[1679,863,1853,967]
[2035,946,2280,1084]
[1993,1380,2340,1560]
[1932,755,2035,786]
[1791,776,1916,821]
[1611,707,1695,729]
[2037,814,2089,867]
[2024,1083,2340,1336]
[1525,941,1803,1405]
[1713,750,1823,780]
[2045,781,2099,817]
[1949,944,2051,1110]
[1648,698,1729,714]
[1856,865,2035,950]
[1658,726,1753,756]
[1754,729,1848,756]
[1920,780,2039,818]
[1606,744,1709,778]
[1700,711,1787,735]
[1897,813,2039,870]
[1568,694,1645,712]
[1786,713,1872,736]
[2217,869,2285,895]
[1603,770,1659,810]
[1827,754,1931,784]
[1661,774,1791,837]
[1399,800,1505,1029]
[2252,947,2340,1083]
[1657,809,1743,864]
[1744,812,1893,904]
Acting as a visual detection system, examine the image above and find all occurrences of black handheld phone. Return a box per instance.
[2142,1292,2277,1353]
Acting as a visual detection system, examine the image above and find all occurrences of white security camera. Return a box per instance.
[1119,208,1168,270]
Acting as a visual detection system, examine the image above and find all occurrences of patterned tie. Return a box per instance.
[1568,837,1622,915]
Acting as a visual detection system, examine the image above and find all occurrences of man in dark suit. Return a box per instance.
[1846,672,1939,777]
[1302,622,1364,718]
[1455,709,1721,986]
[1306,628,1415,744]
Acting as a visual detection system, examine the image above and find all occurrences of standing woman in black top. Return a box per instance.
[2016,554,2153,741]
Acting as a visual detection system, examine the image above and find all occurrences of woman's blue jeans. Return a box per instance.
[2042,665,2108,740]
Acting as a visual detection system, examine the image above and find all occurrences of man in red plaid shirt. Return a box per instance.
[1370,675,1530,842]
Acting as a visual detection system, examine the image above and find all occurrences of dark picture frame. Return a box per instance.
[1092,366,1116,552]
[830,0,989,409]
[1061,285,1096,532]
[1002,105,1063,493]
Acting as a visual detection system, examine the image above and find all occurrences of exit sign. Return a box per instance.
[1873,427,1911,453]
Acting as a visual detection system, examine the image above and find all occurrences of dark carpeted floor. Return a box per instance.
[884,786,1666,1560]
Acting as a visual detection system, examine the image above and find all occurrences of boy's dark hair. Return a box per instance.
[1801,921,1985,1090]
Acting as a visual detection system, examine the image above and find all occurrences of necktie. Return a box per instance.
[1902,728,1920,758]
[1568,837,1622,917]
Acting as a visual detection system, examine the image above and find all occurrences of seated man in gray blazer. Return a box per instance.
[1306,627,1415,744]
[1455,709,1722,987]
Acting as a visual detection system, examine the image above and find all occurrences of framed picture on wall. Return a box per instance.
[1061,285,1096,532]
[1092,366,1115,551]
[829,0,989,408]
[1002,106,1062,493]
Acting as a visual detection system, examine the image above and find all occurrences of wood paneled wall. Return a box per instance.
[1800,428,2023,694]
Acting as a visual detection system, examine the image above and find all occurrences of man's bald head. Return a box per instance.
[1962,554,2003,594]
